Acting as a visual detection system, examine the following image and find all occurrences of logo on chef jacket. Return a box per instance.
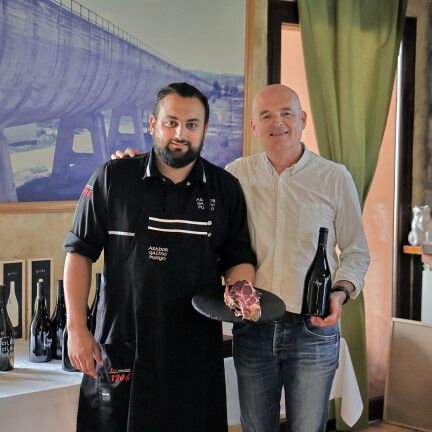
[196,197,216,211]
[196,197,205,210]
[109,367,132,383]
[148,246,168,261]
[81,183,93,198]
[210,198,216,211]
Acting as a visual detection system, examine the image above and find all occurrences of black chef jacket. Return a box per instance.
[63,151,256,432]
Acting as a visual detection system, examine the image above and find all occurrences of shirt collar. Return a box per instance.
[288,144,310,175]
[142,150,207,184]
[261,143,311,176]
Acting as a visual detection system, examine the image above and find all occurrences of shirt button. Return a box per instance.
[208,221,212,225]
[207,233,212,237]
[186,182,191,186]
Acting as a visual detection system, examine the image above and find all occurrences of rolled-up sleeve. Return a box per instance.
[333,168,370,299]
[218,177,257,273]
[63,164,110,262]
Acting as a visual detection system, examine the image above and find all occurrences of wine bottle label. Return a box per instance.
[0,336,14,357]
[45,337,53,349]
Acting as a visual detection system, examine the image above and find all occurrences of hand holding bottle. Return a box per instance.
[309,294,343,327]
[310,281,353,327]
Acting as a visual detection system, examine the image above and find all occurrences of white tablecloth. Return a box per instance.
[224,337,363,427]
[0,341,82,431]
[1,338,362,430]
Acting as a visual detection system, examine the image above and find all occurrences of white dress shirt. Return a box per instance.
[226,146,370,313]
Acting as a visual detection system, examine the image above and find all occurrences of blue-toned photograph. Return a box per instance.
[0,0,246,202]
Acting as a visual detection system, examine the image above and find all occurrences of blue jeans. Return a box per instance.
[232,314,339,432]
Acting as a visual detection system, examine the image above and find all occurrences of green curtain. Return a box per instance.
[297,0,407,429]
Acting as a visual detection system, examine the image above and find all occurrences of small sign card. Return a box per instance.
[28,258,52,321]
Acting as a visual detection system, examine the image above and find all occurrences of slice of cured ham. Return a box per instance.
[224,280,261,322]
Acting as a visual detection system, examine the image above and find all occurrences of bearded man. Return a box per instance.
[63,82,256,432]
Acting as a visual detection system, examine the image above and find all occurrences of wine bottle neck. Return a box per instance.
[318,231,328,247]
[35,296,46,308]
[35,290,48,316]
[56,281,64,298]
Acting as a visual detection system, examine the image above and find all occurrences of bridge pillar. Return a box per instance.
[52,113,108,177]
[107,106,146,155]
[0,129,17,202]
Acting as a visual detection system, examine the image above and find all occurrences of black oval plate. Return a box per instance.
[192,287,286,323]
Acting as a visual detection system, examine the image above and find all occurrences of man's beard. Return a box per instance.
[153,137,204,168]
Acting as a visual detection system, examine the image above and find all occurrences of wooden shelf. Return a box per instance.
[403,245,422,255]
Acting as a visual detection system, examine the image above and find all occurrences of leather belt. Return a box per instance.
[274,311,303,323]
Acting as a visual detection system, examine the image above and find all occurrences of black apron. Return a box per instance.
[77,180,227,432]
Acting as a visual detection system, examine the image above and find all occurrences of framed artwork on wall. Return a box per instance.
[0,0,249,212]
[0,259,26,339]
[27,258,52,327]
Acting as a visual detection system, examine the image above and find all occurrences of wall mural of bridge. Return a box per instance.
[0,0,245,202]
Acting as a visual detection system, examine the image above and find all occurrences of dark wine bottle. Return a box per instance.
[29,279,54,362]
[0,284,14,371]
[89,273,101,335]
[51,280,67,359]
[62,327,78,372]
[301,227,332,317]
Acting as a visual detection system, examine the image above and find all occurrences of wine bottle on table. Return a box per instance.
[51,280,67,360]
[89,273,101,335]
[0,284,14,371]
[301,227,332,317]
[62,327,79,372]
[29,279,54,362]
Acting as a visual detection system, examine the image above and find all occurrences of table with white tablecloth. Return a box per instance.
[0,341,82,431]
[1,338,362,430]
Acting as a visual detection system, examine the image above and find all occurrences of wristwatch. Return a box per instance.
[330,285,350,305]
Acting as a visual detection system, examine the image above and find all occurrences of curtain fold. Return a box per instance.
[297,0,407,429]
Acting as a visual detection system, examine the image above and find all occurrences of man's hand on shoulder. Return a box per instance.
[110,147,142,160]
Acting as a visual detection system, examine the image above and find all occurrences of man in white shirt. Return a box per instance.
[111,83,369,432]
[224,84,369,432]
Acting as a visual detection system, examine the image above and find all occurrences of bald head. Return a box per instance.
[252,84,303,120]
[250,84,306,158]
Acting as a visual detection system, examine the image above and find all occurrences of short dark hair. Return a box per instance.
[153,82,210,124]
